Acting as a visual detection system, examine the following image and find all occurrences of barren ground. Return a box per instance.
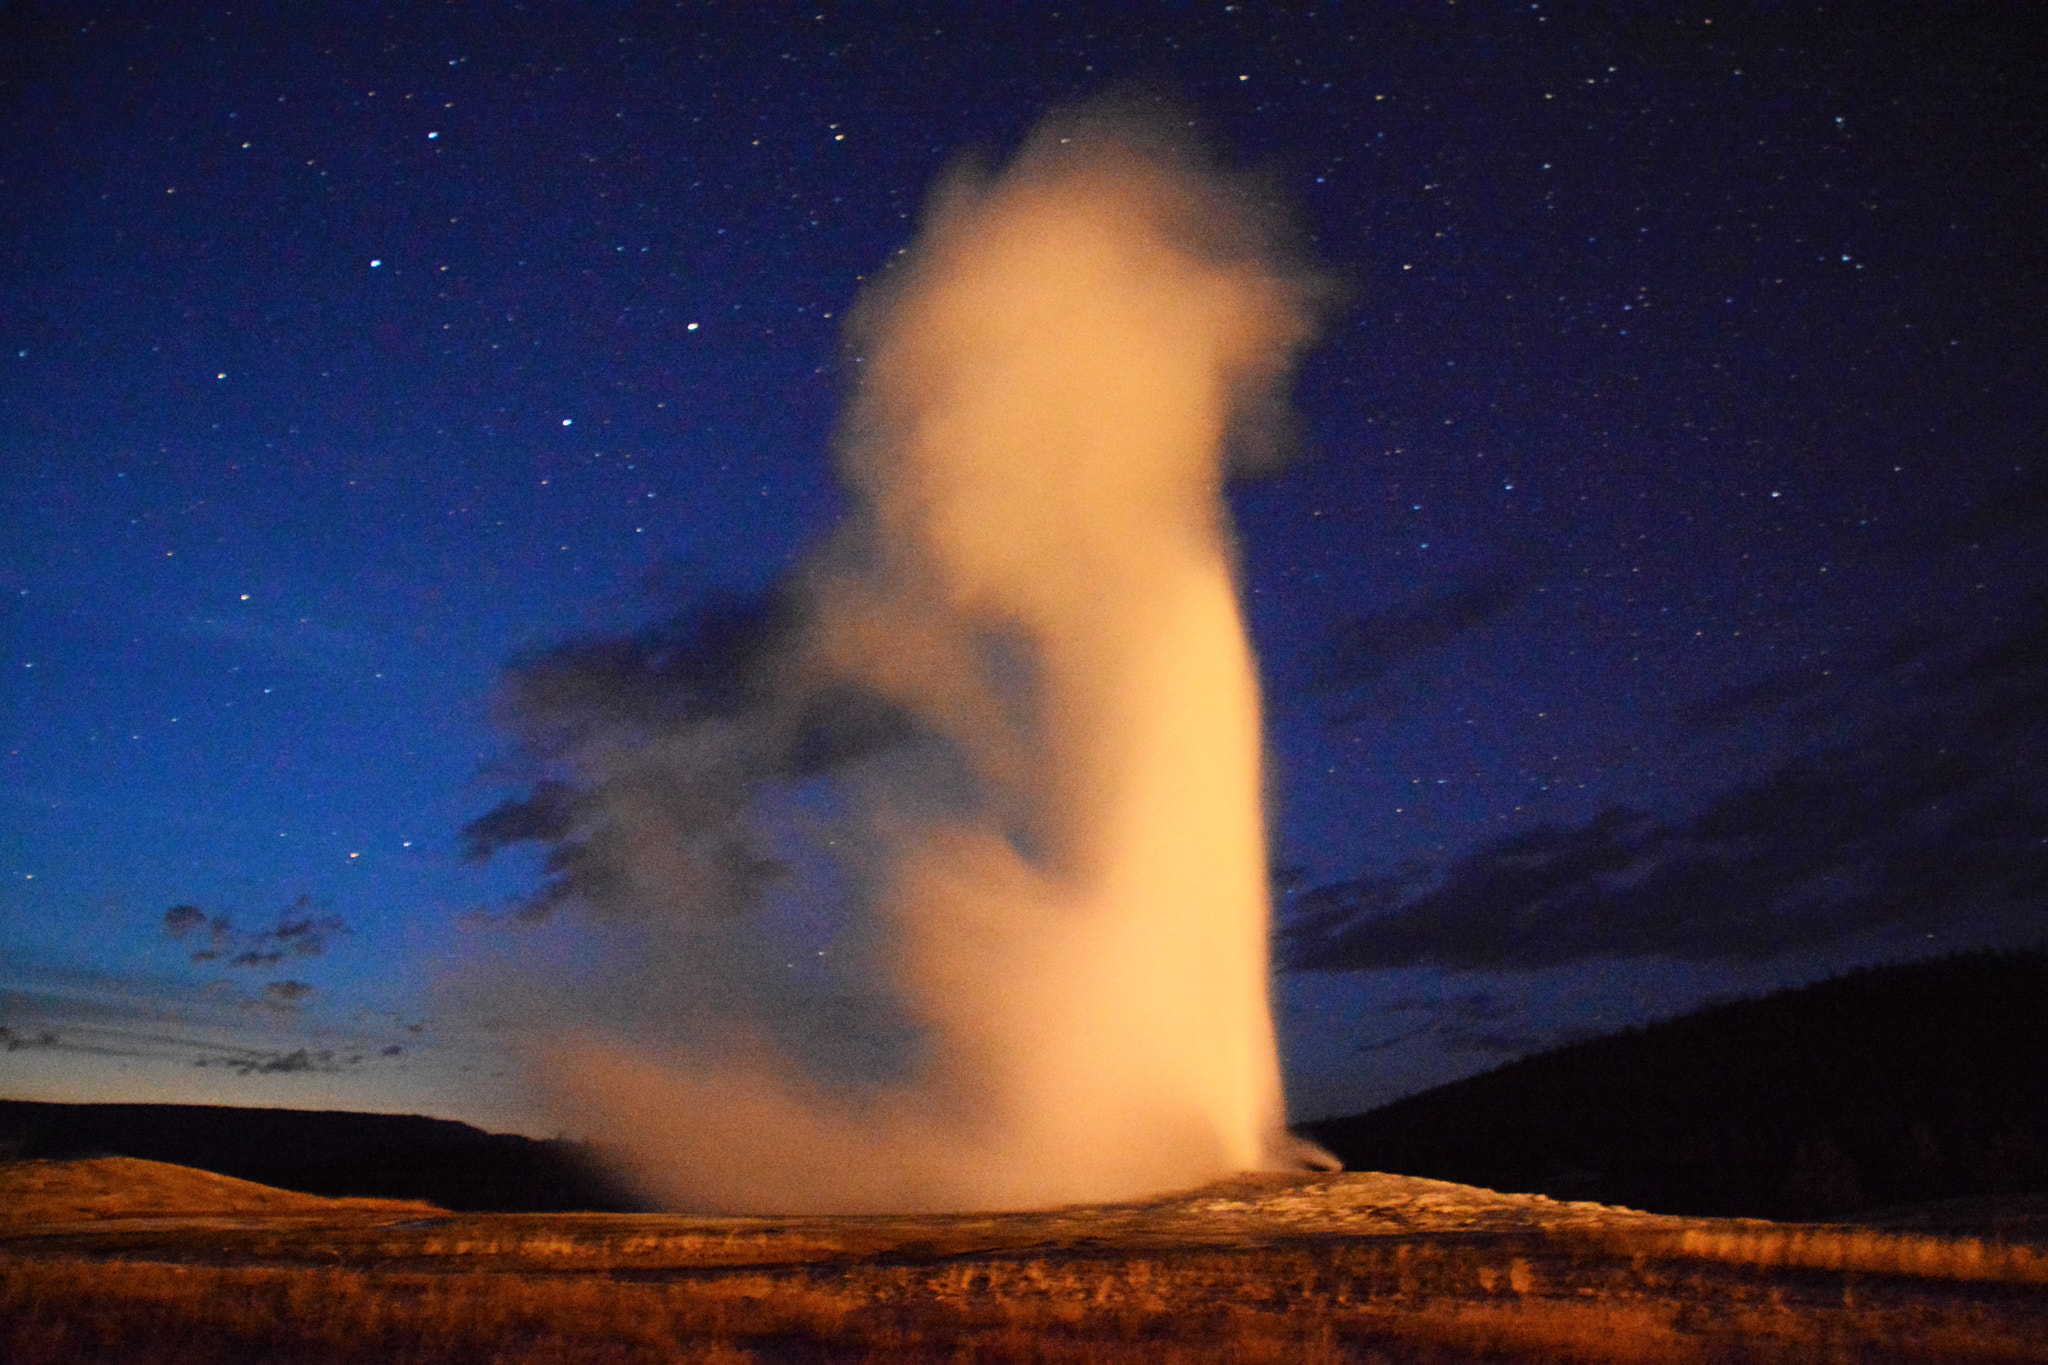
[3,1158,2044,1362]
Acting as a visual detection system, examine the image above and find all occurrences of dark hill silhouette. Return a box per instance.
[9,949,2041,1220]
[0,1101,644,1212]
[1299,947,2048,1220]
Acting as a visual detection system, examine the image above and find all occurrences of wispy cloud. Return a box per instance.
[1286,594,2048,971]
[0,971,399,1078]
[164,895,347,968]
[1317,574,1524,719]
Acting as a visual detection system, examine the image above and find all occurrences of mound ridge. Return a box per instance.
[0,1157,440,1224]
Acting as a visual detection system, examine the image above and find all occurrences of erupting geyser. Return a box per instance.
[470,105,1336,1211]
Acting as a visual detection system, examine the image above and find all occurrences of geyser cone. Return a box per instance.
[511,108,1331,1211]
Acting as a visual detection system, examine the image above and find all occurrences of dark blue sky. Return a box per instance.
[4,4,2042,1130]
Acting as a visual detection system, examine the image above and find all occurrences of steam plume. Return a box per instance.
[469,106,1333,1211]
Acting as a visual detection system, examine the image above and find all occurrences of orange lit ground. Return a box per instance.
[4,1159,2044,1363]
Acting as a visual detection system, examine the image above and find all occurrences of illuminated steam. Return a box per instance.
[467,106,1333,1211]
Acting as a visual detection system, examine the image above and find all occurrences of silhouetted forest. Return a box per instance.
[0,1101,643,1212]
[1300,947,2048,1220]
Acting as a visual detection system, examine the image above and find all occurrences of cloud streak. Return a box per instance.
[164,896,347,970]
[1286,593,2048,971]
[0,981,381,1076]
[1317,574,1524,718]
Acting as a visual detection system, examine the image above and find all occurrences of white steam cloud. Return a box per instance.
[468,105,1335,1211]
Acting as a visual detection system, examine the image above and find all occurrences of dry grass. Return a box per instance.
[6,1228,2047,1364]
[5,1161,2042,1362]
[1648,1224,2048,1283]
[0,1157,438,1225]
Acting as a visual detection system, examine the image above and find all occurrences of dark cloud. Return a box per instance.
[1385,989,1514,1022]
[1,979,413,1079]
[1426,1018,1575,1057]
[204,1047,343,1075]
[462,587,931,925]
[1350,1023,1431,1055]
[1,1026,60,1052]
[479,591,794,759]
[1868,626,1943,677]
[272,913,344,955]
[460,779,579,856]
[1318,575,1523,719]
[1286,595,2048,971]
[1344,990,1562,1060]
[162,895,346,966]
[459,593,795,929]
[1678,667,1837,733]
[1677,606,2008,737]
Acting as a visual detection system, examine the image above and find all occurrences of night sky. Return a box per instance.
[4,5,2043,1135]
